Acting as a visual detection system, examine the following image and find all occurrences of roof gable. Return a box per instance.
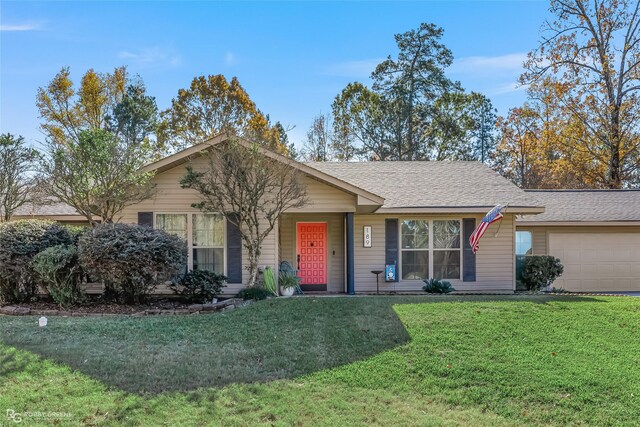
[142,134,385,208]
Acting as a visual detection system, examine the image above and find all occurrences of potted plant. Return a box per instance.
[278,271,299,297]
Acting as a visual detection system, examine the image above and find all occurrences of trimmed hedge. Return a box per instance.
[171,270,227,303]
[236,287,271,301]
[78,223,187,304]
[522,255,564,291]
[0,220,76,303]
[32,245,85,307]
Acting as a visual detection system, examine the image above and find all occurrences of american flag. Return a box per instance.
[469,205,504,254]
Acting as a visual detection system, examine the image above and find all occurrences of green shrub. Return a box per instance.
[171,270,227,303]
[522,255,564,291]
[0,219,76,303]
[236,286,271,301]
[278,271,300,290]
[32,245,85,307]
[422,278,455,294]
[78,223,187,304]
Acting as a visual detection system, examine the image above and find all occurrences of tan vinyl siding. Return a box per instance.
[279,213,345,293]
[287,177,357,213]
[532,229,546,255]
[354,214,515,293]
[81,282,175,295]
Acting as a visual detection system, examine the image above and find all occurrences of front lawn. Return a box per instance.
[1,295,639,426]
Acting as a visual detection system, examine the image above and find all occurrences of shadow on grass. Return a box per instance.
[0,346,31,378]
[0,297,411,395]
[0,294,610,395]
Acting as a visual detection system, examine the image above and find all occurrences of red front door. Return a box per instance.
[296,223,327,290]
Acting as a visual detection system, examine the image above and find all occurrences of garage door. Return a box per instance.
[548,233,640,292]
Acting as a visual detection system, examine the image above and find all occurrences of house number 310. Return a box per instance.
[363,226,372,248]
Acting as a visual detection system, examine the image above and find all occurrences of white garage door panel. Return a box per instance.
[548,232,640,292]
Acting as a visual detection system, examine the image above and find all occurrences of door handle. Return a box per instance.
[297,254,300,270]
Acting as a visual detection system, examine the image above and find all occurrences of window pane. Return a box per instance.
[433,251,461,280]
[193,214,224,247]
[401,220,429,249]
[193,248,224,273]
[401,250,429,280]
[516,231,533,255]
[433,220,460,249]
[156,214,187,240]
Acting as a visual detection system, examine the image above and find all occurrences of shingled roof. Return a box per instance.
[518,190,640,223]
[13,200,80,217]
[305,161,543,213]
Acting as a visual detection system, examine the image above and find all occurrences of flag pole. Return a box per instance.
[492,204,509,237]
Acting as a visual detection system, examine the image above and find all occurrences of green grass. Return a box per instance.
[1,295,639,426]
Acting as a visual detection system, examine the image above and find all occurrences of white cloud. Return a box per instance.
[323,58,383,78]
[0,23,42,32]
[450,53,528,75]
[224,52,236,66]
[118,47,181,68]
[491,82,529,96]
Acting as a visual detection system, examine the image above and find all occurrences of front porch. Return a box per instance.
[277,212,355,294]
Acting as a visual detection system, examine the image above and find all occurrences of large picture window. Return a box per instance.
[156,213,226,274]
[400,219,461,280]
[401,220,430,280]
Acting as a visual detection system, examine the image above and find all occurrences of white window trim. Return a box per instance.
[155,212,227,275]
[399,218,463,281]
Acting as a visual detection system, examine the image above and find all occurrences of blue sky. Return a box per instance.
[1,1,549,149]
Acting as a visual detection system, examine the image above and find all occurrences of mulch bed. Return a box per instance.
[26,299,191,314]
[0,298,250,317]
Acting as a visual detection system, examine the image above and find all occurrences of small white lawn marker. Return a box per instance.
[38,316,48,327]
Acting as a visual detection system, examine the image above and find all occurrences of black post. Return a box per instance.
[346,212,355,295]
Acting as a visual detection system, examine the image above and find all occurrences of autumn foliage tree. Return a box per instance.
[494,106,547,188]
[495,78,608,188]
[36,67,158,224]
[158,75,286,153]
[522,0,640,188]
[36,67,159,152]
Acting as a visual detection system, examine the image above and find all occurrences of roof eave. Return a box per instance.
[516,220,640,226]
[12,214,91,222]
[374,206,545,214]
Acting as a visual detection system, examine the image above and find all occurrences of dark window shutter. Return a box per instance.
[138,212,153,228]
[463,218,476,282]
[385,218,399,282]
[226,214,242,283]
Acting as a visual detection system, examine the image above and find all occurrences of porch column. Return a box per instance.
[346,212,355,295]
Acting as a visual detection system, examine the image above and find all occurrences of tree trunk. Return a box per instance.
[246,243,261,287]
[608,145,622,189]
[608,112,622,189]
